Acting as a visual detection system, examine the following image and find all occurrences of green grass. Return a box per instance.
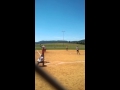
[35,43,85,50]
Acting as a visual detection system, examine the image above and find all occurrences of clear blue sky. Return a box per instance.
[35,0,85,42]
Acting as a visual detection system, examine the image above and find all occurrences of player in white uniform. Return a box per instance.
[37,54,44,65]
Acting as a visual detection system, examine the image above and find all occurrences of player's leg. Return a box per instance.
[77,50,80,54]
[42,55,44,66]
[37,58,40,66]
[79,51,80,55]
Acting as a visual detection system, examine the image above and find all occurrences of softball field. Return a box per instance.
[35,50,85,90]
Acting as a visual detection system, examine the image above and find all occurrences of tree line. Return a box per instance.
[35,39,85,45]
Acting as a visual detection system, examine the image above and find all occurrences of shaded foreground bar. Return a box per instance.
[35,64,67,90]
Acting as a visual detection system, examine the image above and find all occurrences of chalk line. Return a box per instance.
[43,61,85,65]
[56,61,85,65]
[37,50,41,56]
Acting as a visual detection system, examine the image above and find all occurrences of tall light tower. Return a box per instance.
[62,31,65,46]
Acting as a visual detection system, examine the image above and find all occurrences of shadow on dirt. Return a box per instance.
[39,65,47,67]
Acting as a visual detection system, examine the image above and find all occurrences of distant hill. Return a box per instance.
[35,39,85,44]
[78,39,85,44]
[35,40,68,44]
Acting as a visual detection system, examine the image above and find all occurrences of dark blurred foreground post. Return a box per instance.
[35,64,67,90]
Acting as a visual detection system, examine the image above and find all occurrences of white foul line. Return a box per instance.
[56,61,85,65]
[44,61,85,65]
[37,50,41,56]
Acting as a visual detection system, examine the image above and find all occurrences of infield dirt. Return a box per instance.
[35,50,85,90]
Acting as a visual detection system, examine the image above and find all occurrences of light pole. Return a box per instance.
[62,31,65,46]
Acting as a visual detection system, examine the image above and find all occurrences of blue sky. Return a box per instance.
[35,0,85,42]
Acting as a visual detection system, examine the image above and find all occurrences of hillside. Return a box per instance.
[35,39,85,44]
